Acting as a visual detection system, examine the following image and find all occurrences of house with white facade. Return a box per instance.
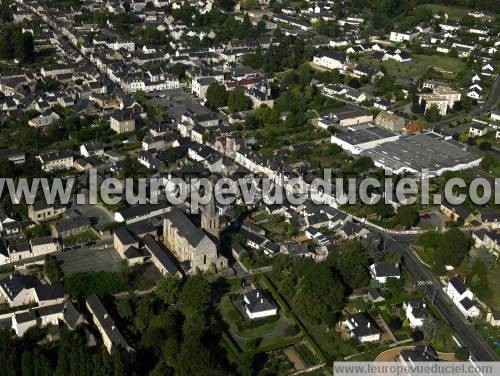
[243,289,278,320]
[446,276,480,318]
[403,300,428,328]
[369,262,400,284]
[343,312,381,343]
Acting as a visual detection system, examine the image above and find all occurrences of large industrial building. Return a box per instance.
[331,127,400,154]
[362,133,482,177]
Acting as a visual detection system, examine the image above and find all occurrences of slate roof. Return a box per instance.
[244,289,277,314]
[114,227,137,245]
[405,300,427,319]
[400,346,437,362]
[371,262,400,278]
[55,216,91,233]
[31,236,57,247]
[35,283,64,302]
[347,312,381,338]
[163,207,208,248]
[449,276,467,295]
[0,274,38,300]
[143,234,180,274]
[63,299,82,330]
[86,293,132,352]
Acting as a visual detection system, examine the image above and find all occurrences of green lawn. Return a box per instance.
[219,294,282,341]
[381,54,466,80]
[416,4,471,20]
[413,245,434,266]
[485,262,500,310]
[413,54,466,75]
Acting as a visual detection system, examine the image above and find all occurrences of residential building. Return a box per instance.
[343,312,381,343]
[374,111,405,132]
[446,276,480,318]
[86,294,135,357]
[37,151,74,172]
[110,110,136,133]
[403,300,428,328]
[369,262,400,284]
[243,289,278,319]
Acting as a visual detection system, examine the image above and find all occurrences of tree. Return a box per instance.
[422,315,439,342]
[372,200,395,220]
[388,317,402,331]
[293,263,345,323]
[479,142,492,151]
[227,88,251,113]
[216,0,235,12]
[360,232,385,262]
[352,156,374,172]
[394,206,418,228]
[206,84,227,109]
[455,347,469,361]
[425,104,441,122]
[329,240,369,290]
[13,30,34,62]
[0,157,15,178]
[178,276,212,319]
[43,255,62,282]
[434,228,469,269]
[155,275,181,306]
[116,299,132,319]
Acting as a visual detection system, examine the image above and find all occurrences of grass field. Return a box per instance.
[485,262,500,310]
[413,54,466,75]
[381,54,466,80]
[416,4,470,20]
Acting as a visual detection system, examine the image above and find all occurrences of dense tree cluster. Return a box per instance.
[64,270,129,299]
[242,37,314,74]
[0,328,124,376]
[129,276,233,375]
[0,26,34,62]
[271,255,346,324]
[416,228,470,274]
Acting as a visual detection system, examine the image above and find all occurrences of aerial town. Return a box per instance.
[0,0,499,375]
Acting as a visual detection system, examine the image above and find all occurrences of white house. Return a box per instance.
[0,274,37,307]
[312,50,348,70]
[403,300,428,328]
[369,262,400,284]
[446,276,480,318]
[390,31,417,43]
[469,123,488,137]
[28,109,60,128]
[243,289,278,320]
[486,310,500,327]
[343,312,381,343]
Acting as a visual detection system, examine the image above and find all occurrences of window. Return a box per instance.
[203,255,207,265]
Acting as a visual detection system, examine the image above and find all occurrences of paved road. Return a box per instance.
[373,230,499,361]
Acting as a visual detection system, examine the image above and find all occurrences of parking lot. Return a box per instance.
[56,247,123,275]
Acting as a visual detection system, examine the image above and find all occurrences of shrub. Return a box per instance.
[285,324,299,337]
